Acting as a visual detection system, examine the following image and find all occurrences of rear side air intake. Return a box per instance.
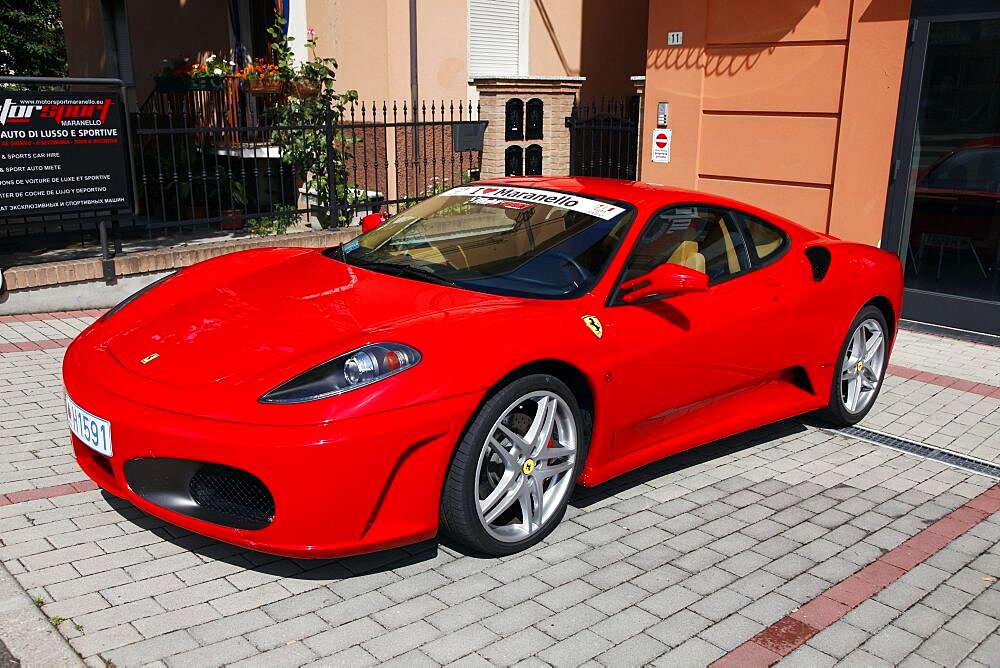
[805,246,832,281]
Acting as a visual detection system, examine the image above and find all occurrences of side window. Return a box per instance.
[734,211,787,263]
[620,206,748,286]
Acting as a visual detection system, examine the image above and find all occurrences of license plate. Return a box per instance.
[66,394,112,457]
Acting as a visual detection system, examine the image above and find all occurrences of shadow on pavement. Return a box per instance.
[570,419,808,509]
[101,418,808,578]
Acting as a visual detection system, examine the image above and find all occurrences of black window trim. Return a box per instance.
[730,207,791,269]
[607,202,783,307]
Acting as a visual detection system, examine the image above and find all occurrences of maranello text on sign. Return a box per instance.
[0,93,131,217]
[447,185,626,220]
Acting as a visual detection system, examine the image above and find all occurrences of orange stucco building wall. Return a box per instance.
[61,0,232,103]
[63,1,647,107]
[640,0,911,245]
[311,0,647,103]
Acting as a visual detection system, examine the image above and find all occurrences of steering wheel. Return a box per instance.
[547,251,590,283]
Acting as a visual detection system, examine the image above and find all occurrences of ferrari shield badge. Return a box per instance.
[581,315,603,339]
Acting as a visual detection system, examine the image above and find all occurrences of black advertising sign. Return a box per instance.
[0,91,131,218]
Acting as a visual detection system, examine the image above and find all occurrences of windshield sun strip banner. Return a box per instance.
[446,185,626,221]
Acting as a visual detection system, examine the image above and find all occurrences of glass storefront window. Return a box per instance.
[903,19,1000,303]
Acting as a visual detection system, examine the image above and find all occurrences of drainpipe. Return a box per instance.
[409,0,419,159]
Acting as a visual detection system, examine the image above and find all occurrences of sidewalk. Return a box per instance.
[0,314,998,667]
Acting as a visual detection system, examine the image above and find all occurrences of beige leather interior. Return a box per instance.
[719,223,740,273]
[404,245,451,266]
[755,238,782,258]
[511,214,567,256]
[667,240,706,273]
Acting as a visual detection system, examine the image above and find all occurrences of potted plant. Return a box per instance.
[218,178,247,230]
[268,16,358,227]
[236,60,284,95]
[288,28,334,98]
[188,54,233,91]
[155,55,233,93]
[155,58,195,92]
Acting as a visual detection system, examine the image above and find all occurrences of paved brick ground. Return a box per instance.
[0,314,998,667]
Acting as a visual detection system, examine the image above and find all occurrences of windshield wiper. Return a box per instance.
[352,260,458,287]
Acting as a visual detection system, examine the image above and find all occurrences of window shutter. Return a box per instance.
[469,0,521,77]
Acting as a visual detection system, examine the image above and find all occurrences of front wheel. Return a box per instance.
[817,305,889,426]
[440,374,587,555]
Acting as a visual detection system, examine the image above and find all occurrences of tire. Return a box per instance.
[440,374,588,555]
[817,305,889,426]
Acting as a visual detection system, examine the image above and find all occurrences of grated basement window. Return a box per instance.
[526,98,543,140]
[505,98,524,141]
[505,145,524,176]
[525,144,543,175]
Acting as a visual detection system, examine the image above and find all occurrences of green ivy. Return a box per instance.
[266,15,358,227]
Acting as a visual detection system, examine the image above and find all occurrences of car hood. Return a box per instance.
[107,249,510,389]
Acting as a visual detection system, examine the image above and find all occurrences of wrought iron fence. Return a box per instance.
[566,96,641,180]
[131,98,485,236]
[2,94,484,272]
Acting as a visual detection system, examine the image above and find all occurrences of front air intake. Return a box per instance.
[189,464,276,529]
[124,458,275,530]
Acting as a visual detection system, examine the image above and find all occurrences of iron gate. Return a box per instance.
[565,96,640,180]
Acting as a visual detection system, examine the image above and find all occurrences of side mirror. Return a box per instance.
[361,212,386,233]
[619,263,708,303]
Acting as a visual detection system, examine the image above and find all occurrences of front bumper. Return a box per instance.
[67,377,481,558]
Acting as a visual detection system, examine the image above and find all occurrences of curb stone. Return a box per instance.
[0,637,19,668]
[0,559,84,667]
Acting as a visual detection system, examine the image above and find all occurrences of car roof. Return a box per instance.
[480,175,798,218]
[473,176,831,242]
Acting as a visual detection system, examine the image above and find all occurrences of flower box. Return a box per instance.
[190,77,225,92]
[290,81,321,98]
[155,77,225,93]
[247,79,284,95]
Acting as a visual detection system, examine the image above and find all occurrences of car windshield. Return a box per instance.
[332,185,634,299]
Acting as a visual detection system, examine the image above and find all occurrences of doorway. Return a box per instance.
[884,6,1000,335]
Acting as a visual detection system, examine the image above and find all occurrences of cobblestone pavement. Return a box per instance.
[1,313,998,667]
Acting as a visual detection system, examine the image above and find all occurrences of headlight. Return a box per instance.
[102,271,178,321]
[259,342,421,404]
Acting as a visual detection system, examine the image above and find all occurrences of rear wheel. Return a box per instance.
[440,374,587,555]
[817,305,889,426]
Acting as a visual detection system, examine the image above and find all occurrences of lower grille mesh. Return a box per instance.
[189,464,275,527]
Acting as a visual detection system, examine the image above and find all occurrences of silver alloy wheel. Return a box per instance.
[840,317,886,414]
[475,391,578,543]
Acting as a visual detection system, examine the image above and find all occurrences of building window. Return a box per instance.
[525,98,543,140]
[505,145,523,176]
[525,144,542,175]
[468,0,527,77]
[505,98,524,141]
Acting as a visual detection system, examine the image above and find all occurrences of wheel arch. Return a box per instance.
[865,295,896,343]
[443,358,597,483]
[490,359,595,419]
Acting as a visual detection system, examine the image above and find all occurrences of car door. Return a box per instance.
[606,204,789,459]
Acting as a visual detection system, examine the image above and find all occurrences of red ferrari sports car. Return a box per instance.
[63,177,903,558]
